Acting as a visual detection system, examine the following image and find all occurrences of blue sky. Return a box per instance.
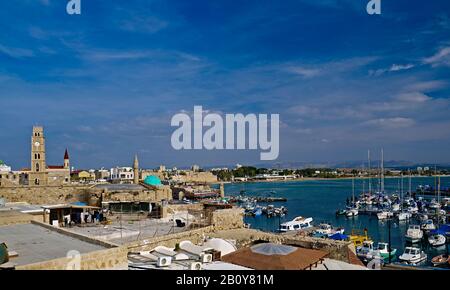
[1,0,450,169]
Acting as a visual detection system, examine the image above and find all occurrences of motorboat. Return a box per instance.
[397,211,412,221]
[421,219,436,232]
[356,240,374,261]
[346,208,358,217]
[392,203,400,212]
[252,207,263,217]
[407,204,419,214]
[374,242,397,261]
[399,247,427,265]
[279,216,313,232]
[314,223,345,237]
[336,209,347,216]
[431,254,449,267]
[377,211,393,220]
[428,234,446,247]
[405,225,423,243]
[349,229,371,248]
[315,223,333,236]
[429,199,441,209]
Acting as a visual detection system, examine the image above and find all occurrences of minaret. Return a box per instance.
[133,154,139,184]
[64,149,70,169]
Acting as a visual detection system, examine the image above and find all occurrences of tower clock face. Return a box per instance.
[34,141,40,147]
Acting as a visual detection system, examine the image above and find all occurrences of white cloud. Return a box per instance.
[394,92,431,103]
[0,44,34,58]
[287,67,321,78]
[370,63,415,76]
[363,117,415,129]
[389,63,415,72]
[423,47,450,67]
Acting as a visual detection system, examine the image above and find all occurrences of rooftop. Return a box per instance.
[221,243,328,270]
[0,223,107,266]
[94,184,146,191]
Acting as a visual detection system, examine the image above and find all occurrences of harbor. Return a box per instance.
[224,176,450,268]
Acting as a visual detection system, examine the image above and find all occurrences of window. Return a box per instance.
[35,178,40,185]
[36,163,40,172]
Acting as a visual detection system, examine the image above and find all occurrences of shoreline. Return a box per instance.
[214,175,450,185]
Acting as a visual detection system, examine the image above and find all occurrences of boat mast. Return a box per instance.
[368,150,372,195]
[381,148,385,193]
[408,169,412,198]
[352,175,355,206]
[401,173,404,208]
[438,175,441,204]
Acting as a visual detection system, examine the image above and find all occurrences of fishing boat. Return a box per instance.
[397,211,412,221]
[314,223,345,237]
[374,242,397,261]
[278,216,313,232]
[346,208,359,217]
[349,229,371,248]
[253,207,263,217]
[431,254,449,267]
[429,199,441,209]
[392,203,400,212]
[356,240,374,261]
[399,247,427,265]
[377,210,393,220]
[405,225,423,243]
[428,234,446,247]
[336,209,347,216]
[421,219,436,232]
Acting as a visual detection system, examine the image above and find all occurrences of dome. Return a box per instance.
[144,175,162,186]
[250,243,296,256]
[204,238,237,256]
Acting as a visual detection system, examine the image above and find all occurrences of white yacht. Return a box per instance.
[405,225,423,243]
[429,199,441,209]
[356,240,374,261]
[279,216,313,232]
[428,234,446,247]
[399,247,427,265]
[377,211,393,220]
[314,223,345,237]
[397,211,412,221]
[346,208,358,217]
[420,219,436,232]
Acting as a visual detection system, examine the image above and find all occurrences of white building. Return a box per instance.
[110,167,134,183]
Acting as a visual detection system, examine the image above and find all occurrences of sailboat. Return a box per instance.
[376,149,393,220]
[346,176,358,217]
[398,172,412,221]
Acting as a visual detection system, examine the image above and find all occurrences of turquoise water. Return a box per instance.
[224,177,450,266]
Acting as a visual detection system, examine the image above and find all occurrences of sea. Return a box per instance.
[223,176,450,266]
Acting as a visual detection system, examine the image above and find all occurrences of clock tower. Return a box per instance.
[29,126,48,185]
